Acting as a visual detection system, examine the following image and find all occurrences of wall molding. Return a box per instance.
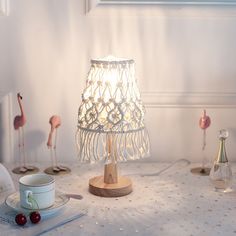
[86,0,236,13]
[141,91,236,108]
[0,0,8,16]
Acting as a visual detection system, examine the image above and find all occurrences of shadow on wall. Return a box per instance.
[25,130,46,162]
[13,130,46,165]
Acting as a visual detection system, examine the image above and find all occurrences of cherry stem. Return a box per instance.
[28,194,39,211]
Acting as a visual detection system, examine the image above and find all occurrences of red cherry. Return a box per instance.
[30,211,41,224]
[15,213,27,226]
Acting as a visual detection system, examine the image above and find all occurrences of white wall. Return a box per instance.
[1,0,236,164]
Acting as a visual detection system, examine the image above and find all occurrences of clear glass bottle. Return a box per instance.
[209,129,233,192]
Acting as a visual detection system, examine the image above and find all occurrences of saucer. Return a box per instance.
[5,191,69,217]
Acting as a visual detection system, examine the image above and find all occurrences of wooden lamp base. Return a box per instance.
[89,175,132,197]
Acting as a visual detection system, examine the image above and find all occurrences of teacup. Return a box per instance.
[19,174,55,210]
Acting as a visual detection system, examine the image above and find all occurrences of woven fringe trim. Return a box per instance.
[76,128,150,163]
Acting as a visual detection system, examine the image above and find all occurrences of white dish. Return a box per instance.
[0,163,15,198]
[5,191,69,217]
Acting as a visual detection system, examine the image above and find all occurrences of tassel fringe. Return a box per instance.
[76,128,150,163]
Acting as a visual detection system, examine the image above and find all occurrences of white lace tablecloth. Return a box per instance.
[1,161,236,236]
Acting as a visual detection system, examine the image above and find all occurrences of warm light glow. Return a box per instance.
[76,56,150,163]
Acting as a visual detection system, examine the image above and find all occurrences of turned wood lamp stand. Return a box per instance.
[89,136,132,197]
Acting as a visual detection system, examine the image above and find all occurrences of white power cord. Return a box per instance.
[128,159,191,177]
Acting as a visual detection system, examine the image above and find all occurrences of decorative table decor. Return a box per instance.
[191,109,211,176]
[0,163,15,195]
[76,56,150,197]
[2,166,86,233]
[0,197,86,235]
[18,174,55,210]
[12,93,39,174]
[209,129,233,192]
[2,162,236,235]
[44,115,71,175]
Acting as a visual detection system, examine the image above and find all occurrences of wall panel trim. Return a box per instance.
[141,91,236,108]
[86,0,236,14]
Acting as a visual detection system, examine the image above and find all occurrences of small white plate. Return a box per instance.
[5,191,69,217]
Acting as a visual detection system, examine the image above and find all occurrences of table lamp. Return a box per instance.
[76,56,150,197]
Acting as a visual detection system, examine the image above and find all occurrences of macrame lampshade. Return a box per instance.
[76,56,150,197]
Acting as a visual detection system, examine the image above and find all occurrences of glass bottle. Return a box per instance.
[209,129,233,192]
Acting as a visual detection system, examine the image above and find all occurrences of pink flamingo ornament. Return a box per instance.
[47,115,61,148]
[199,109,211,151]
[14,93,27,172]
[199,110,211,130]
[13,93,37,174]
[46,115,68,173]
[14,93,26,130]
[191,109,212,175]
[192,109,211,175]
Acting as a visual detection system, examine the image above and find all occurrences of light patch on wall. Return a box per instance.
[0,93,13,163]
[0,0,8,16]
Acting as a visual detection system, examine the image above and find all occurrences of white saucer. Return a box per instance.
[5,191,69,217]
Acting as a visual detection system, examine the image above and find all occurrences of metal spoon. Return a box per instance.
[65,194,83,200]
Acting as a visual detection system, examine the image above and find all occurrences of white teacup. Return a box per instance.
[19,174,55,210]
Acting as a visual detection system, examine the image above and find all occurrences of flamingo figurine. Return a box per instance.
[199,109,211,151]
[45,115,70,174]
[47,115,61,148]
[199,109,211,131]
[191,109,211,176]
[12,93,38,174]
[14,93,26,130]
